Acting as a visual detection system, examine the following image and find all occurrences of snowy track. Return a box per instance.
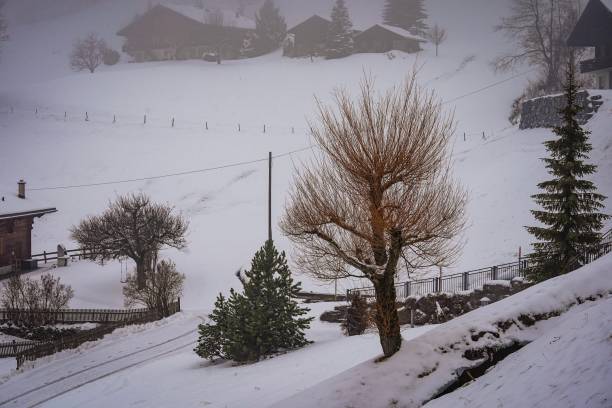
[0,313,203,408]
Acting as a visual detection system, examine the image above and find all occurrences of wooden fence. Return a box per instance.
[0,301,181,365]
[0,306,171,325]
[348,230,612,301]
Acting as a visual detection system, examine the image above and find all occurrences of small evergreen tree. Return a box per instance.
[526,61,609,281]
[255,0,287,54]
[342,295,370,336]
[326,0,354,59]
[383,0,428,36]
[195,240,313,362]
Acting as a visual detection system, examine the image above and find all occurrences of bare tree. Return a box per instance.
[281,74,466,358]
[70,33,107,73]
[123,259,185,317]
[427,24,447,57]
[493,0,583,92]
[71,193,188,289]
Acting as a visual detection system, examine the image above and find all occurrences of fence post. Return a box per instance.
[491,266,498,280]
[433,277,438,293]
[405,281,410,297]
[43,251,47,264]
[463,272,469,291]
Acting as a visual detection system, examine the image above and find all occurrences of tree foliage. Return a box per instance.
[526,61,609,281]
[326,0,354,59]
[281,73,466,357]
[70,33,107,73]
[383,0,428,36]
[494,0,582,93]
[71,193,188,289]
[255,0,287,53]
[123,259,185,318]
[195,240,313,362]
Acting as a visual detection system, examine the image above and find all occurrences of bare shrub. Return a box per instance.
[71,193,188,290]
[1,274,74,325]
[281,73,466,357]
[70,33,107,73]
[123,259,185,318]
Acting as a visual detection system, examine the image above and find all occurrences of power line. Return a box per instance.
[442,69,536,105]
[30,146,314,191]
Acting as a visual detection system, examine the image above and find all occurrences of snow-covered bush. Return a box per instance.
[342,294,371,336]
[194,240,313,362]
[122,259,185,318]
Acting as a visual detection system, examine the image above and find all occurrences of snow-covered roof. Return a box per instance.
[164,4,255,29]
[378,24,426,42]
[0,189,57,220]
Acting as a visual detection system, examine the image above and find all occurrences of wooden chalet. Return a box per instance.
[0,181,56,276]
[567,0,612,89]
[284,15,331,58]
[354,24,424,54]
[117,4,256,62]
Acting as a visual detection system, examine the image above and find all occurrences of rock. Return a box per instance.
[519,91,603,129]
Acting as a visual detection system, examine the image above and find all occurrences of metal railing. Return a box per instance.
[348,229,612,301]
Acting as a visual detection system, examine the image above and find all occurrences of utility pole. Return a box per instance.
[268,152,272,242]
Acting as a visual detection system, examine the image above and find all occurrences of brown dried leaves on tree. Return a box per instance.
[281,73,466,357]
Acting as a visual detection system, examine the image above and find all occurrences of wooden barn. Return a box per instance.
[567,0,612,89]
[284,15,331,58]
[354,25,424,54]
[117,4,256,62]
[0,181,56,276]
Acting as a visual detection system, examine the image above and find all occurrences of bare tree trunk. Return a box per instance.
[373,273,401,358]
[136,259,146,290]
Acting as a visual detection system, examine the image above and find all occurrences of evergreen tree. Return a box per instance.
[526,61,609,281]
[382,0,428,36]
[255,0,287,54]
[326,0,354,59]
[195,240,313,362]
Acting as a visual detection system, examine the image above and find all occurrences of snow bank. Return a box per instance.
[276,254,612,408]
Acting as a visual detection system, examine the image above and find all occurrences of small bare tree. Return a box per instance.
[123,259,185,317]
[71,193,188,290]
[427,24,447,57]
[70,33,107,73]
[281,74,466,358]
[493,0,582,92]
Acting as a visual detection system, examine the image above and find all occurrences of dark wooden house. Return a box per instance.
[0,181,56,275]
[117,4,256,62]
[354,24,424,54]
[284,15,331,58]
[567,0,612,89]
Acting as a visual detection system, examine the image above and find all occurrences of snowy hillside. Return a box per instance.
[1,0,611,309]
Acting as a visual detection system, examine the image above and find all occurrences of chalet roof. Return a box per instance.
[288,15,331,34]
[356,24,426,42]
[164,4,255,29]
[0,191,57,221]
[567,0,612,46]
[118,4,254,38]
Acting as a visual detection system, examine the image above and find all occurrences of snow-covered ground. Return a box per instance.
[275,254,612,408]
[0,302,435,407]
[1,1,611,406]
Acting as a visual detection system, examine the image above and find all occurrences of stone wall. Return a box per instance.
[519,91,604,129]
[398,278,533,326]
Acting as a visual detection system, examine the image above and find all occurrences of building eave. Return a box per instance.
[0,208,58,221]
